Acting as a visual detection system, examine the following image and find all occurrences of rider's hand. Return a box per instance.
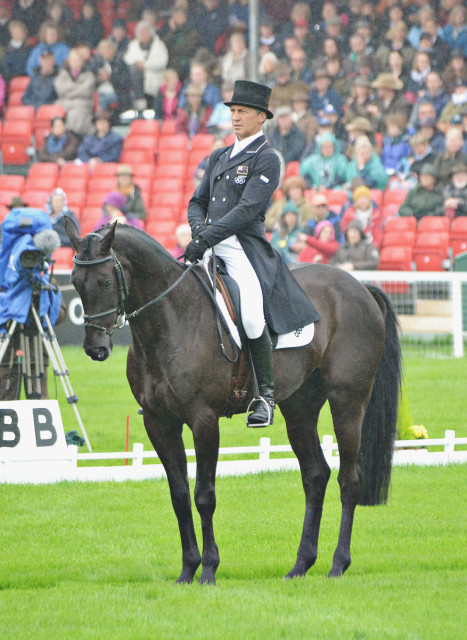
[184,236,209,263]
[192,223,208,238]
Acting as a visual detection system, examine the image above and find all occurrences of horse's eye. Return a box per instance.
[102,279,113,290]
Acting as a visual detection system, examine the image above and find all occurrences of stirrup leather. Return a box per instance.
[246,395,274,428]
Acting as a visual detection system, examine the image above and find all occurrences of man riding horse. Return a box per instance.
[184,80,319,427]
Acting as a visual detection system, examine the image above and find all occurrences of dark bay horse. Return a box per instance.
[65,219,401,584]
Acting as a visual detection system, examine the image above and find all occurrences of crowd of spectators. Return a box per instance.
[0,0,466,267]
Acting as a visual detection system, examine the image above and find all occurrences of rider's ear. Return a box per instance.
[100,221,118,254]
[64,215,83,252]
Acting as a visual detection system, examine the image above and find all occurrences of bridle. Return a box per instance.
[72,232,196,337]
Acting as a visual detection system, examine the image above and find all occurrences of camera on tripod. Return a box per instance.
[0,207,91,450]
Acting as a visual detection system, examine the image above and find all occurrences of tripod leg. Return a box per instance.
[0,320,18,365]
[30,307,92,452]
[21,329,34,399]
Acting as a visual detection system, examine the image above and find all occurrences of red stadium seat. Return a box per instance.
[152,178,185,194]
[145,219,178,249]
[120,149,155,165]
[378,245,413,271]
[450,217,467,257]
[27,162,60,181]
[145,206,181,222]
[57,176,88,194]
[155,163,188,179]
[382,231,415,248]
[0,189,25,207]
[370,189,383,208]
[413,232,450,271]
[60,163,90,180]
[160,119,177,136]
[325,189,347,207]
[284,161,300,178]
[35,103,66,125]
[123,134,158,153]
[6,91,26,106]
[382,203,400,220]
[384,216,417,233]
[132,163,156,180]
[90,162,119,178]
[383,189,409,207]
[190,133,214,152]
[80,207,103,235]
[8,76,30,94]
[1,141,31,165]
[0,174,26,191]
[52,247,75,270]
[85,191,108,207]
[417,216,450,234]
[87,176,117,193]
[63,190,87,212]
[21,189,49,209]
[158,133,189,152]
[4,105,35,122]
[24,176,57,192]
[129,119,160,137]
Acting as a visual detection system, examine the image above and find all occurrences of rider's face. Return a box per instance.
[230,105,266,140]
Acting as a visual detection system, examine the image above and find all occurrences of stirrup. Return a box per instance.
[246,396,274,428]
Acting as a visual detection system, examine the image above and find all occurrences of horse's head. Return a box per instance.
[66,217,126,362]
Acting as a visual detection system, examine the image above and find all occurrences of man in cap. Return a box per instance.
[22,48,57,110]
[303,192,342,242]
[77,110,123,170]
[309,68,343,119]
[268,104,307,164]
[185,80,319,427]
[291,89,319,143]
[370,73,413,131]
[115,164,147,221]
[399,163,444,220]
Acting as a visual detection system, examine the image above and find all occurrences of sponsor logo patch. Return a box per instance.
[234,176,246,184]
[260,175,270,183]
[237,165,248,175]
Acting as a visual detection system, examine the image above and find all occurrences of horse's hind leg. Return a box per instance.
[279,371,331,579]
[144,410,202,584]
[327,389,366,578]
[191,412,220,585]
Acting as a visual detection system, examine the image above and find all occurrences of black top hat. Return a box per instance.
[224,80,274,119]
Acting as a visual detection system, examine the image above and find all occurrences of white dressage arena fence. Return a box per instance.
[1,430,466,485]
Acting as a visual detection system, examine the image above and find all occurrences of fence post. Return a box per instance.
[132,442,144,466]
[451,279,464,358]
[259,437,271,461]
[444,429,455,463]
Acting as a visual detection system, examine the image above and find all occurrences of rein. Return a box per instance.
[72,234,238,362]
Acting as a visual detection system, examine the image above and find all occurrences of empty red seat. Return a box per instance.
[190,133,214,152]
[383,189,409,207]
[384,216,417,233]
[27,162,60,181]
[1,141,31,164]
[35,104,66,125]
[87,176,117,193]
[60,163,90,181]
[4,105,35,122]
[145,206,180,222]
[24,176,57,192]
[132,163,156,180]
[21,189,49,209]
[417,216,450,234]
[129,119,160,137]
[120,149,155,165]
[152,178,185,194]
[155,163,188,179]
[413,232,449,271]
[8,76,30,94]
[159,119,177,136]
[450,217,467,257]
[123,134,158,153]
[52,247,75,270]
[382,230,415,248]
[284,161,300,178]
[382,203,400,219]
[145,219,178,249]
[158,133,189,152]
[378,245,413,271]
[0,174,26,191]
[90,162,119,177]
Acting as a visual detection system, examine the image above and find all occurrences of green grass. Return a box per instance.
[0,466,466,639]
[49,347,467,454]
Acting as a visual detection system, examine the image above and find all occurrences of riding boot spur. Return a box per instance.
[247,325,275,428]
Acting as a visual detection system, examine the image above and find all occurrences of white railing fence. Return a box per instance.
[1,430,466,485]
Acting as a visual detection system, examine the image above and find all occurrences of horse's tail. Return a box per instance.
[359,284,402,506]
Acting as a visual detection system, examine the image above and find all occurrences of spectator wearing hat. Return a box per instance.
[438,78,467,132]
[6,196,28,210]
[443,162,467,219]
[72,0,104,49]
[77,110,123,170]
[270,62,295,108]
[407,130,438,179]
[207,81,234,134]
[330,220,380,271]
[153,68,181,121]
[269,201,304,264]
[296,219,339,264]
[344,77,377,127]
[268,105,306,164]
[124,20,169,112]
[265,175,313,231]
[443,49,467,95]
[177,61,221,110]
[163,7,202,81]
[309,69,344,119]
[110,19,130,60]
[370,72,413,132]
[22,48,57,109]
[375,21,415,72]
[45,187,80,247]
[38,115,80,165]
[300,130,348,190]
[290,90,319,144]
[441,6,467,57]
[341,184,384,249]
[26,20,69,78]
[303,192,342,241]
[346,135,389,191]
[381,113,412,176]
[54,47,96,137]
[433,126,467,184]
[95,191,144,231]
[344,116,379,159]
[1,20,31,81]
[220,31,250,85]
[399,163,445,220]
[174,83,213,138]
[116,164,147,221]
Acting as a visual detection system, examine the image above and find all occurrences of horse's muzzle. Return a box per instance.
[84,344,112,361]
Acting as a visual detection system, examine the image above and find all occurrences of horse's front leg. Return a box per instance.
[191,411,220,585]
[144,410,202,584]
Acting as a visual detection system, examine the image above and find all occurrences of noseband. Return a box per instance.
[73,240,129,337]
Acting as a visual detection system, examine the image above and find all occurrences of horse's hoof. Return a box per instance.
[198,571,216,585]
[327,558,351,578]
[175,569,196,584]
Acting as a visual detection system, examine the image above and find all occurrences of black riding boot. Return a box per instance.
[247,325,275,428]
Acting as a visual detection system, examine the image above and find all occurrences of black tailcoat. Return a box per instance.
[187,135,320,334]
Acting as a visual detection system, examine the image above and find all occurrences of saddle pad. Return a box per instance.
[201,258,314,350]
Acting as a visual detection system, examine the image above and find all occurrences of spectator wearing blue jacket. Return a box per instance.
[77,110,122,171]
[178,61,221,110]
[309,68,344,119]
[26,20,69,77]
[441,7,467,57]
[381,114,412,175]
[22,49,57,110]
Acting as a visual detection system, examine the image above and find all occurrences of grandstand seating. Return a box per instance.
[417,216,450,234]
[450,217,467,258]
[413,232,450,271]
[384,216,417,234]
[52,247,75,270]
[129,119,160,137]
[0,174,26,191]
[4,105,35,123]
[382,231,415,249]
[383,189,409,207]
[378,246,413,271]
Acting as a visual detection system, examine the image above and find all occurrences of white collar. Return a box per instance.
[230,130,264,158]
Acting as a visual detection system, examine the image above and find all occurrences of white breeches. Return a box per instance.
[205,235,265,339]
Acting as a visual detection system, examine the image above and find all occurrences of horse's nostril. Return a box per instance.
[85,345,110,361]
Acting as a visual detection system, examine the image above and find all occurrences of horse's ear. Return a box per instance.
[99,220,118,255]
[64,215,83,252]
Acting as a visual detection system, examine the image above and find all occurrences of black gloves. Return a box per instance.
[184,235,209,263]
[192,223,208,238]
